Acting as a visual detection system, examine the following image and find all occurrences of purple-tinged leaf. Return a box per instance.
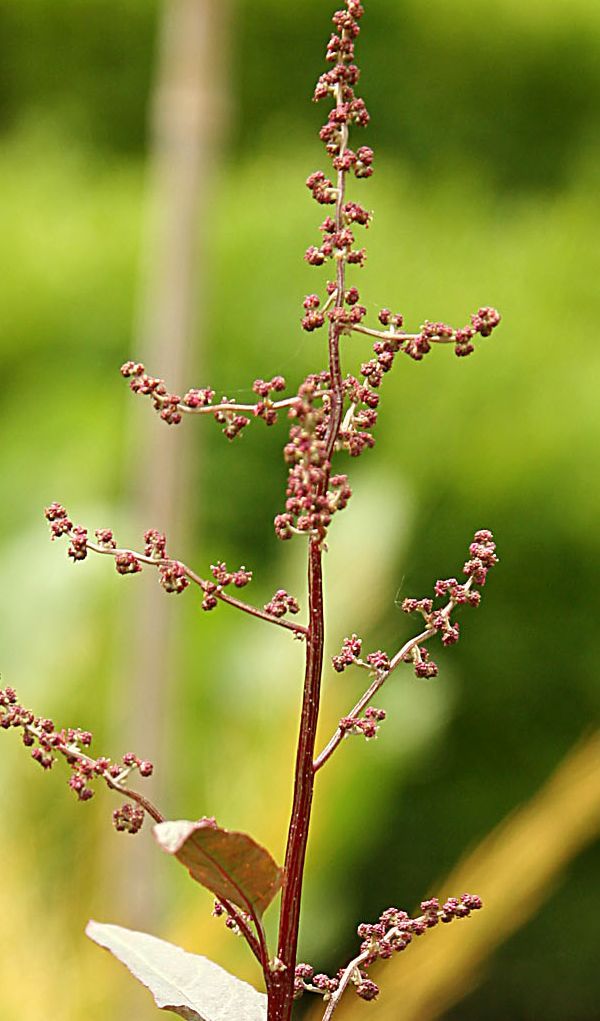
[86,921,267,1021]
[154,818,283,920]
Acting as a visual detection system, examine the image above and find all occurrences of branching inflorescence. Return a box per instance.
[2,4,500,1021]
[0,685,161,826]
[294,894,483,1015]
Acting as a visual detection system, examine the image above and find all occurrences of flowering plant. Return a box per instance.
[0,3,500,1019]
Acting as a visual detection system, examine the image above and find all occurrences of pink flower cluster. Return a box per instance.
[332,633,362,672]
[339,706,386,740]
[274,374,353,541]
[359,306,503,380]
[200,561,253,611]
[113,802,145,834]
[263,589,301,618]
[302,0,372,280]
[44,505,267,618]
[120,361,290,438]
[329,531,497,693]
[294,893,482,1003]
[212,900,254,936]
[401,529,498,676]
[0,686,153,808]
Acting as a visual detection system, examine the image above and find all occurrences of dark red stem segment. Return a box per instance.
[268,538,325,1018]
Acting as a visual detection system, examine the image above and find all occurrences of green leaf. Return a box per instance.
[86,921,267,1021]
[154,818,283,920]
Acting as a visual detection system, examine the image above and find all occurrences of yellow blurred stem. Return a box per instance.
[312,730,600,1021]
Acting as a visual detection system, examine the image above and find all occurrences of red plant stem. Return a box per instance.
[267,78,349,1021]
[268,537,325,1016]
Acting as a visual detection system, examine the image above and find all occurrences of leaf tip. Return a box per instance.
[153,818,197,855]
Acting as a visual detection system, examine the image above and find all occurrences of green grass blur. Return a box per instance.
[0,1,599,1019]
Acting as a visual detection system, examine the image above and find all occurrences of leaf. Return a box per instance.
[86,920,267,1021]
[154,818,283,920]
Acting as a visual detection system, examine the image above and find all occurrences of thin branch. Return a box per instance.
[350,324,415,342]
[313,585,471,772]
[321,950,371,1021]
[22,720,165,824]
[82,539,308,638]
[104,775,165,825]
[319,905,468,1019]
[213,587,307,637]
[177,396,302,417]
[218,897,264,967]
[313,626,433,772]
[350,324,454,344]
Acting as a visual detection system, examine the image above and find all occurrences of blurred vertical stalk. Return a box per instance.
[112,0,231,928]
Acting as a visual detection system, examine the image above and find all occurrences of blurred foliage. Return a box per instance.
[0,1,599,1020]
[317,732,600,1021]
[1,0,600,191]
[0,0,159,152]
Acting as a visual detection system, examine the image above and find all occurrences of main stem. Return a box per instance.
[268,90,348,1020]
[268,537,326,1019]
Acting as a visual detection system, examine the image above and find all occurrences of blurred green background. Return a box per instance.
[1,1,599,1019]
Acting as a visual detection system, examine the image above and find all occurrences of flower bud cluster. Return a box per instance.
[212,900,253,937]
[249,376,287,428]
[275,374,353,542]
[113,802,145,834]
[354,305,501,396]
[144,529,167,558]
[339,706,386,740]
[294,892,481,1005]
[45,505,88,561]
[357,894,483,966]
[301,294,325,332]
[120,360,189,425]
[294,964,341,1001]
[212,402,251,440]
[331,637,391,678]
[328,291,367,331]
[462,528,499,584]
[304,229,367,271]
[114,551,140,574]
[402,530,498,677]
[304,2,372,277]
[0,686,153,811]
[45,501,73,536]
[199,561,253,611]
[337,372,380,457]
[263,589,300,618]
[365,649,391,673]
[360,329,404,387]
[158,560,189,593]
[301,275,370,334]
[332,633,362,672]
[406,645,438,680]
[412,307,501,360]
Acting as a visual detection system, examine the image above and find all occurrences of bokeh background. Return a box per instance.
[1,1,599,1019]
